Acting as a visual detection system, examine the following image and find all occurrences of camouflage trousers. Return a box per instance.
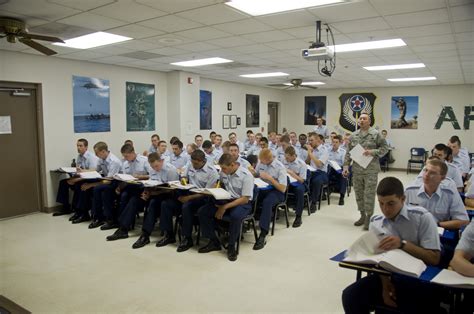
[352,172,378,216]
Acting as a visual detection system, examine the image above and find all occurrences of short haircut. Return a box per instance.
[172,140,183,149]
[210,131,216,136]
[228,132,236,137]
[299,133,307,140]
[158,140,166,145]
[377,177,404,197]
[260,137,269,144]
[151,134,160,140]
[229,143,240,151]
[246,130,254,135]
[121,143,135,154]
[246,154,258,167]
[280,134,290,144]
[191,149,206,162]
[382,129,387,133]
[290,131,297,136]
[259,148,273,160]
[448,135,461,146]
[124,139,133,145]
[194,134,203,140]
[77,138,88,147]
[432,143,448,156]
[148,152,162,163]
[308,132,317,138]
[426,158,448,176]
[169,136,179,145]
[317,134,324,141]
[187,143,198,151]
[218,153,235,166]
[215,134,222,139]
[334,135,342,142]
[222,141,231,149]
[285,146,296,156]
[202,140,213,149]
[255,132,263,137]
[94,141,108,152]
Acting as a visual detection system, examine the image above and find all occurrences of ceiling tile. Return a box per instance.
[107,24,165,39]
[146,46,192,56]
[346,29,397,42]
[29,22,94,40]
[369,0,446,15]
[206,36,255,48]
[455,32,474,42]
[256,10,320,29]
[136,0,223,14]
[231,44,275,54]
[138,14,204,33]
[0,0,81,21]
[265,39,312,50]
[90,1,168,23]
[396,23,453,38]
[174,41,221,52]
[449,4,474,21]
[404,34,455,46]
[47,0,115,11]
[57,12,128,31]
[453,20,474,33]
[176,4,248,25]
[308,1,379,23]
[241,30,296,43]
[173,26,231,41]
[212,19,274,35]
[113,39,164,51]
[331,17,391,33]
[385,9,449,28]
[88,45,135,56]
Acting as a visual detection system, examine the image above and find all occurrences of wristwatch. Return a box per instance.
[399,240,407,250]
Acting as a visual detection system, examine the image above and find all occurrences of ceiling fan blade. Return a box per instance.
[19,38,57,56]
[306,86,319,89]
[19,32,64,43]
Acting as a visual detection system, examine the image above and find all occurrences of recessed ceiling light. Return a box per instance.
[284,81,325,86]
[226,0,344,16]
[363,63,425,71]
[240,72,289,78]
[171,57,233,67]
[388,77,437,82]
[329,39,406,53]
[54,32,132,49]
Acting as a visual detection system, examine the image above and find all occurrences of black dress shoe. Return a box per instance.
[106,229,128,241]
[177,237,193,252]
[310,203,317,213]
[69,213,81,221]
[292,216,302,228]
[338,197,345,206]
[100,221,119,230]
[253,235,266,250]
[53,210,72,216]
[227,245,238,262]
[88,219,105,229]
[72,215,91,224]
[132,234,150,249]
[156,234,176,247]
[198,240,221,253]
[321,194,327,201]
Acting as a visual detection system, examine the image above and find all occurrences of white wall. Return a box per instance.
[281,85,474,169]
[0,50,168,207]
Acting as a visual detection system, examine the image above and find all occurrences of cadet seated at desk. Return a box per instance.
[405,158,469,231]
[153,150,219,251]
[275,134,291,163]
[305,133,329,213]
[106,152,178,243]
[72,141,122,225]
[169,140,189,171]
[282,146,307,228]
[253,148,287,250]
[54,138,99,217]
[342,177,442,314]
[327,135,347,206]
[202,139,222,164]
[229,143,251,170]
[198,153,255,261]
[143,133,160,156]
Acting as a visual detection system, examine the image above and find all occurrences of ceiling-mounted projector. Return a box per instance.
[302,46,334,61]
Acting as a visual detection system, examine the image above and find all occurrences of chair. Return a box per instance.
[174,211,201,245]
[271,180,290,236]
[407,147,426,174]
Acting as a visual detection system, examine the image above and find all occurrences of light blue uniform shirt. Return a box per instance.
[247,144,260,156]
[405,180,468,223]
[452,150,470,175]
[121,154,148,175]
[237,156,251,169]
[369,204,440,251]
[314,125,329,138]
[170,151,189,169]
[235,141,245,152]
[296,146,308,162]
[269,141,278,151]
[328,147,346,167]
[456,221,474,256]
[148,162,179,183]
[309,144,329,172]
[97,152,122,177]
[244,141,258,152]
[77,150,99,170]
[184,163,219,188]
[283,158,307,180]
[255,159,288,187]
[205,149,222,164]
[219,166,254,201]
[417,162,463,189]
[276,146,286,163]
[148,145,158,153]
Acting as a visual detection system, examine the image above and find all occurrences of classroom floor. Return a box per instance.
[0,170,419,313]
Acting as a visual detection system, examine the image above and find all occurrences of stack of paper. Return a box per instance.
[168,180,196,190]
[254,178,269,188]
[113,173,138,182]
[287,173,298,184]
[191,188,232,200]
[57,167,77,173]
[349,144,373,169]
[78,171,102,179]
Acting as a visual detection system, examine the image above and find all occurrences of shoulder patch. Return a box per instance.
[371,215,383,222]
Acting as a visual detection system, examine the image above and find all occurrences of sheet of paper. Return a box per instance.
[59,167,77,173]
[286,173,297,183]
[79,171,102,179]
[307,165,317,172]
[431,269,474,287]
[254,178,269,188]
[349,144,373,169]
[328,160,342,171]
[0,116,12,134]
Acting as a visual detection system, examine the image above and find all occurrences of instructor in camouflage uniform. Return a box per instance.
[342,113,388,230]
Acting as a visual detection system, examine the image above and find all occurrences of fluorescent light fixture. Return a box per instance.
[364,63,425,71]
[284,81,325,86]
[388,77,437,82]
[226,0,344,16]
[240,72,289,78]
[329,39,406,53]
[54,32,132,49]
[171,57,233,67]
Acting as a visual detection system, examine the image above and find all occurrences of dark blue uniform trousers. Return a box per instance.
[141,195,170,235]
[342,274,444,314]
[257,189,285,232]
[118,184,144,216]
[199,202,251,246]
[76,179,102,217]
[289,183,305,216]
[160,198,208,236]
[328,168,347,196]
[118,195,147,230]
[310,171,328,202]
[91,182,117,221]
[56,179,84,211]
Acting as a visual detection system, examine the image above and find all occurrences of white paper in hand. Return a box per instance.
[349,144,373,169]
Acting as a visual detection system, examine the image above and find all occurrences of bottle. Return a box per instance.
[71,159,76,167]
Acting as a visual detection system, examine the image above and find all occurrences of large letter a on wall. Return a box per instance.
[434,106,461,129]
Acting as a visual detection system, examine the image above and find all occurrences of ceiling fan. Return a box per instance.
[268,79,320,90]
[0,17,64,56]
